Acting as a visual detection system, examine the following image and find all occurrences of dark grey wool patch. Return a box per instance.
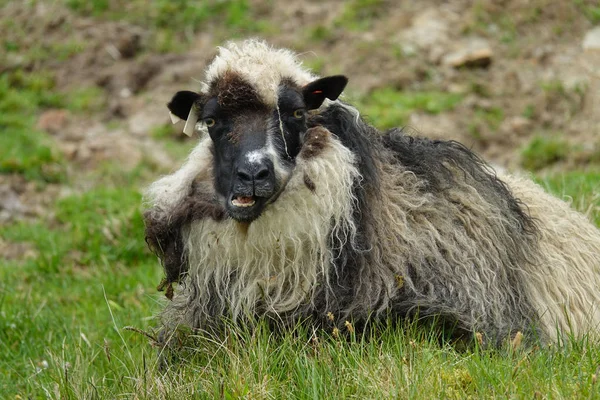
[380,128,537,236]
[209,71,269,113]
[307,103,540,345]
[144,188,225,297]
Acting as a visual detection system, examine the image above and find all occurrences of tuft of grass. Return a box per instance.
[2,187,150,272]
[302,57,326,75]
[151,28,188,54]
[522,104,536,119]
[27,40,87,63]
[65,0,110,15]
[0,130,64,182]
[540,79,567,96]
[497,14,518,43]
[464,0,517,41]
[66,86,107,113]
[521,135,570,171]
[0,179,163,396]
[63,0,268,38]
[3,315,600,398]
[467,105,505,140]
[0,72,65,182]
[0,70,105,182]
[537,171,600,225]
[355,88,464,129]
[0,4,86,65]
[3,70,62,107]
[475,106,504,130]
[60,0,273,54]
[575,0,600,24]
[307,24,336,42]
[335,0,385,31]
[469,81,492,98]
[150,124,175,140]
[149,0,256,31]
[56,188,149,264]
[149,124,198,160]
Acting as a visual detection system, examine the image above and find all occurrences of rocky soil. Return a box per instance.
[1,0,599,221]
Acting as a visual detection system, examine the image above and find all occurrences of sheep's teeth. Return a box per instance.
[232,198,255,207]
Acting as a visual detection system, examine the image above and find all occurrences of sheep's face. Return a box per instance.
[167,73,348,222]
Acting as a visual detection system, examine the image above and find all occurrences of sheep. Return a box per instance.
[144,39,600,347]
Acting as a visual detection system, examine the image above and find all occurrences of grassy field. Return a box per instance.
[2,1,600,398]
[1,165,599,398]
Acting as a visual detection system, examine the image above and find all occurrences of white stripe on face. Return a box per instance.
[246,148,268,164]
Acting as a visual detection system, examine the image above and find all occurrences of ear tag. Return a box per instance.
[183,104,200,137]
[312,90,323,94]
[169,111,182,124]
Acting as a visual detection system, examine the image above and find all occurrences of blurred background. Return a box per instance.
[1,0,599,394]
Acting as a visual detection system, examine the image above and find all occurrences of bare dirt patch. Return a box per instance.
[26,1,597,166]
[3,0,599,221]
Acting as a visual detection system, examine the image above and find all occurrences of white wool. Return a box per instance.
[501,173,600,339]
[144,136,213,212]
[200,39,317,106]
[182,133,359,320]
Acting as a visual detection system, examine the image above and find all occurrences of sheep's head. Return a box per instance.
[167,41,348,222]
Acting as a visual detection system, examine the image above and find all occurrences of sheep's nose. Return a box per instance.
[236,162,271,185]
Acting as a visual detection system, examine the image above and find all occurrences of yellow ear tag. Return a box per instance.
[183,104,200,137]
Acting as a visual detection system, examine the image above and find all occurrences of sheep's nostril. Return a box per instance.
[237,163,271,184]
[236,157,274,191]
[237,169,253,183]
[254,167,270,182]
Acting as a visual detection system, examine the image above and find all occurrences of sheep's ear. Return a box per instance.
[302,75,349,110]
[168,91,203,136]
[167,91,201,120]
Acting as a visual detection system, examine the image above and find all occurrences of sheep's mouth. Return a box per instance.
[231,195,256,207]
[227,194,268,222]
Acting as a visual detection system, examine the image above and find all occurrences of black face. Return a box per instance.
[204,85,311,222]
[167,74,348,223]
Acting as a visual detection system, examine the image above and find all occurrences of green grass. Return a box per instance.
[575,0,600,24]
[468,106,505,140]
[521,135,570,171]
[354,88,464,129]
[307,25,336,42]
[1,186,148,270]
[0,69,111,183]
[62,0,270,50]
[1,151,599,398]
[537,171,600,226]
[67,86,107,114]
[0,61,110,181]
[335,0,385,31]
[65,0,254,29]
[2,307,600,397]
[0,72,65,182]
[0,6,86,65]
[0,183,162,396]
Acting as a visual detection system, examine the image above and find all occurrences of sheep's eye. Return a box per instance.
[293,109,305,119]
[204,118,216,127]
